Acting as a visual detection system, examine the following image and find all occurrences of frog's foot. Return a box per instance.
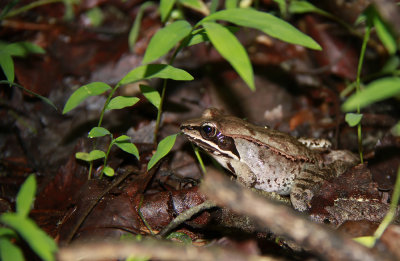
[290,165,330,211]
[290,188,313,211]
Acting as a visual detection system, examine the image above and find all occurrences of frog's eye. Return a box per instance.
[200,123,217,139]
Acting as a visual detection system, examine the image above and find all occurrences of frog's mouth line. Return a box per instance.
[183,135,239,160]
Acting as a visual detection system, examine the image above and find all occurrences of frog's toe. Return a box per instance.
[290,189,313,212]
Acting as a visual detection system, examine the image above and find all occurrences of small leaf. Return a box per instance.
[147,134,178,170]
[85,6,104,27]
[142,20,192,64]
[391,121,400,137]
[63,82,112,114]
[103,166,115,177]
[342,77,400,111]
[225,0,238,9]
[160,0,177,22]
[0,227,16,237]
[203,21,255,90]
[114,137,140,160]
[16,174,36,217]
[372,11,397,55]
[0,238,25,261]
[0,213,57,261]
[273,0,287,16]
[88,127,111,138]
[0,0,20,20]
[106,96,140,110]
[345,113,363,127]
[114,134,131,142]
[5,42,45,57]
[380,56,400,75]
[0,80,57,110]
[140,85,160,109]
[88,150,106,161]
[288,1,331,17]
[119,64,193,86]
[129,2,156,51]
[200,8,321,50]
[187,26,239,46]
[179,0,209,15]
[0,51,14,83]
[353,236,376,248]
[166,231,192,244]
[75,152,91,162]
[75,150,106,162]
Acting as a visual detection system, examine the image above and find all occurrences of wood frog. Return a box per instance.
[180,108,359,211]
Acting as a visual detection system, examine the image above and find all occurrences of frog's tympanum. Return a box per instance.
[180,108,358,211]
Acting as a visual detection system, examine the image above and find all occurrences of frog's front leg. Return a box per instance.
[290,164,331,211]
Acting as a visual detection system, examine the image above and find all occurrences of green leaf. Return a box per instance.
[380,56,400,74]
[63,82,112,114]
[210,0,218,13]
[0,213,57,261]
[106,96,140,111]
[391,121,400,137]
[75,152,91,161]
[140,85,160,109]
[103,166,115,177]
[129,2,156,51]
[187,26,239,46]
[200,8,322,50]
[342,77,400,111]
[5,42,45,57]
[147,133,178,170]
[273,0,287,16]
[0,228,16,237]
[88,127,111,138]
[225,0,238,9]
[0,80,57,110]
[372,11,397,55]
[345,113,363,127]
[288,1,331,17]
[166,231,192,244]
[203,21,255,90]
[0,238,25,261]
[353,236,376,248]
[76,150,106,162]
[119,64,193,85]
[114,134,131,142]
[0,51,14,83]
[16,174,36,217]
[114,136,140,160]
[160,0,177,22]
[179,0,209,15]
[0,0,20,20]
[142,20,192,64]
[85,7,104,27]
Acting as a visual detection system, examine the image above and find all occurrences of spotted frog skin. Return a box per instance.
[180,108,358,211]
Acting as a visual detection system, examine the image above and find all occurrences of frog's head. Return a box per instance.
[180,108,239,159]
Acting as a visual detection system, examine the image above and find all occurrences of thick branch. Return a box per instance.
[200,168,392,261]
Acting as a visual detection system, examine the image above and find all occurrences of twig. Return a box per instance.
[200,168,393,261]
[157,200,217,238]
[57,237,284,261]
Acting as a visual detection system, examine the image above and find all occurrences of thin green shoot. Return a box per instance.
[354,17,372,164]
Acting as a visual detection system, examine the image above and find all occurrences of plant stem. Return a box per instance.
[153,79,167,145]
[152,43,186,144]
[4,0,66,18]
[98,83,121,127]
[355,22,371,164]
[373,166,400,241]
[88,83,120,179]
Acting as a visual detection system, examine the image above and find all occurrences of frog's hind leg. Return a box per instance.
[290,164,331,211]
